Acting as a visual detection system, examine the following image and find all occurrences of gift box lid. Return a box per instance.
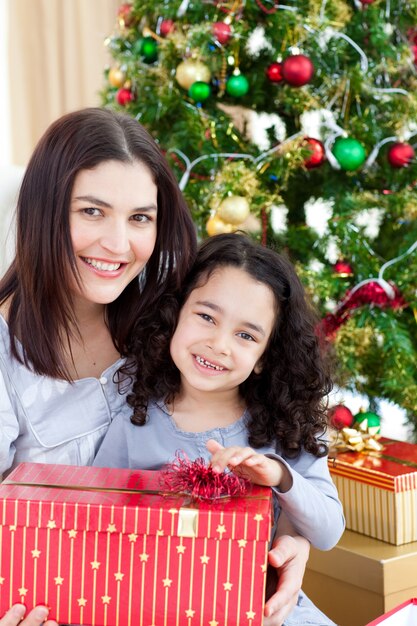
[329,438,417,492]
[366,598,417,625]
[0,463,272,541]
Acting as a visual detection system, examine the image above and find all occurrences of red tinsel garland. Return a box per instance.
[161,453,250,501]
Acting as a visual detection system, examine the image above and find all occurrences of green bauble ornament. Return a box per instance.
[226,74,249,97]
[139,36,158,63]
[332,138,366,171]
[354,410,381,433]
[188,81,211,102]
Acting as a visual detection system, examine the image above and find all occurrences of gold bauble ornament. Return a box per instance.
[175,59,211,90]
[206,215,233,236]
[108,67,126,88]
[217,195,250,225]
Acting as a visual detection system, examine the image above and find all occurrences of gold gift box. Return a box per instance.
[303,530,417,626]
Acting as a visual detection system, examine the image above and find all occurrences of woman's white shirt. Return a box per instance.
[0,314,128,478]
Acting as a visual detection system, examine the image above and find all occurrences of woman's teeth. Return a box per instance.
[83,258,121,271]
[195,355,225,371]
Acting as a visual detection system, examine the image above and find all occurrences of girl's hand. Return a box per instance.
[206,439,284,487]
[0,605,58,626]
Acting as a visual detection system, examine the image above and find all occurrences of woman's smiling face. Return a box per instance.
[69,159,158,308]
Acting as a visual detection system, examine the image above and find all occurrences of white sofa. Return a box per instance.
[0,165,25,277]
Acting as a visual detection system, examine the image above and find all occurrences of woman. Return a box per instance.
[0,107,309,626]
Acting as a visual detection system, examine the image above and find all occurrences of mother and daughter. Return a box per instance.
[0,107,343,626]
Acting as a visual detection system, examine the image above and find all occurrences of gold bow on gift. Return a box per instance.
[329,419,384,454]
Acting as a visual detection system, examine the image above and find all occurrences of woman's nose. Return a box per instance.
[99,220,130,255]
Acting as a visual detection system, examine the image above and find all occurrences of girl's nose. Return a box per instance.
[207,332,231,356]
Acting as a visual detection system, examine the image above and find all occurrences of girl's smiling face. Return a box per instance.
[170,266,277,399]
[69,159,158,309]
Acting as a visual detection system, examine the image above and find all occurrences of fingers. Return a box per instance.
[269,534,298,568]
[0,605,53,626]
[207,440,260,473]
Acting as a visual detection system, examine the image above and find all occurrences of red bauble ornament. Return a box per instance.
[116,87,134,106]
[412,44,417,64]
[118,3,134,27]
[266,62,283,83]
[303,137,325,168]
[360,0,376,4]
[282,54,314,87]
[212,21,232,45]
[333,259,353,277]
[329,405,354,430]
[160,19,175,36]
[387,142,415,168]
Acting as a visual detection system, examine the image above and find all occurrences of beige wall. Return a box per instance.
[8,0,120,165]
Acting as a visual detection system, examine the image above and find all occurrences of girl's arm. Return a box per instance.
[0,370,20,478]
[206,439,344,551]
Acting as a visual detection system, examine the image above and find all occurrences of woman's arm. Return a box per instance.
[0,604,58,626]
[264,512,311,626]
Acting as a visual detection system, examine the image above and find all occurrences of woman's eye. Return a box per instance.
[238,332,255,342]
[198,313,214,323]
[131,214,151,223]
[82,207,102,217]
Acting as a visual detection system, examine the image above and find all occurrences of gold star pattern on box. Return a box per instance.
[18,587,28,596]
[246,610,256,619]
[200,554,210,564]
[90,560,100,570]
[185,608,195,618]
[54,576,64,585]
[176,544,186,554]
[68,529,77,538]
[163,577,172,587]
[114,572,124,581]
[107,523,117,533]
[139,552,149,562]
[101,595,111,604]
[254,514,263,522]
[47,520,56,529]
[31,549,41,558]
[77,598,87,607]
[128,533,138,542]
[238,539,247,548]
[216,524,226,537]
[223,582,233,591]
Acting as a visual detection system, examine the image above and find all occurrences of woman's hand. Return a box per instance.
[0,605,58,626]
[206,439,287,487]
[263,534,310,626]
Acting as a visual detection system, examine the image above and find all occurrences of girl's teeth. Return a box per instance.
[83,258,121,271]
[196,355,224,371]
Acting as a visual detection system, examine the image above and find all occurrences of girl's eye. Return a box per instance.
[237,332,255,342]
[82,207,102,217]
[198,313,214,323]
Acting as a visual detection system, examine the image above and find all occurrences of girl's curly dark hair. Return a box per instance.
[126,233,333,459]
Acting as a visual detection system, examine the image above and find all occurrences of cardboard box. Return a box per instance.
[303,530,417,626]
[366,598,417,625]
[0,462,272,626]
[328,437,417,544]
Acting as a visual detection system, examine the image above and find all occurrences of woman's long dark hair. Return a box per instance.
[0,108,196,380]
[127,233,333,458]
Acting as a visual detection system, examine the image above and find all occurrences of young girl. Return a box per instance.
[95,232,344,625]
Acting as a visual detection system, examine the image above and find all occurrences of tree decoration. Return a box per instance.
[188,81,211,102]
[138,36,158,63]
[332,137,366,171]
[303,137,325,169]
[159,19,175,37]
[329,405,354,429]
[226,73,250,97]
[217,195,250,224]
[117,2,134,28]
[116,87,134,106]
[212,21,232,45]
[161,453,249,501]
[333,259,354,277]
[206,215,233,236]
[387,142,415,168]
[353,410,381,434]
[281,54,314,87]
[266,62,283,83]
[108,66,126,88]
[176,59,211,90]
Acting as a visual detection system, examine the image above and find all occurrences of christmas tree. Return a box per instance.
[102,0,417,434]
